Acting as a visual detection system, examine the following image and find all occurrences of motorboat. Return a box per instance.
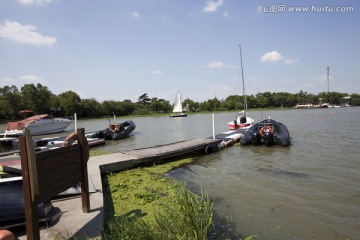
[227,111,254,130]
[86,120,136,140]
[0,176,54,229]
[240,118,291,147]
[227,45,254,130]
[170,91,187,118]
[4,110,72,136]
[0,165,95,229]
[106,120,136,140]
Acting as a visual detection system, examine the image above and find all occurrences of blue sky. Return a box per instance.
[0,0,359,102]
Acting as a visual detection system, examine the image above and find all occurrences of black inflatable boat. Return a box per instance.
[86,120,136,141]
[106,120,136,140]
[0,177,53,229]
[240,118,291,147]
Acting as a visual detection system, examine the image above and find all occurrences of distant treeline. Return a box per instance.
[1,83,359,120]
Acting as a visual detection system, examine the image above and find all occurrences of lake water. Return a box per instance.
[1,108,359,239]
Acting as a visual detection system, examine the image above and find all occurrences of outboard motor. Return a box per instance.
[263,131,274,146]
[234,120,238,129]
[251,132,261,145]
[240,116,247,124]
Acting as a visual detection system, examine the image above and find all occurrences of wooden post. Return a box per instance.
[20,129,40,240]
[77,128,90,213]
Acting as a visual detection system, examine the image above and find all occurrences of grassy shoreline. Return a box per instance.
[101,155,214,239]
[101,154,256,239]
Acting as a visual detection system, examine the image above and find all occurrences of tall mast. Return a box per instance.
[239,44,247,113]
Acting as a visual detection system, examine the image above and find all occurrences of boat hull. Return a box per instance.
[93,120,136,140]
[5,118,72,136]
[227,121,252,130]
[25,118,72,135]
[0,177,53,229]
[227,113,254,130]
[169,113,187,118]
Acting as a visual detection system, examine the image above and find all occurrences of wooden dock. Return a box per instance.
[122,138,222,163]
[99,138,222,173]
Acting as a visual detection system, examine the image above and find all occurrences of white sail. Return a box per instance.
[173,91,183,113]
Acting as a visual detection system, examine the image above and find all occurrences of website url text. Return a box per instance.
[260,5,354,13]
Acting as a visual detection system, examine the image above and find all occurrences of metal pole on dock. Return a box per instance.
[212,113,215,139]
[74,113,77,132]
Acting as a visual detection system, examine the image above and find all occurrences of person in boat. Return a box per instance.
[259,124,273,136]
[109,123,121,132]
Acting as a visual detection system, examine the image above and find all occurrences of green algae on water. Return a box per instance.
[104,157,194,223]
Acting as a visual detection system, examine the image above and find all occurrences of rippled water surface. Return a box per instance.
[1,107,359,239]
[169,108,360,240]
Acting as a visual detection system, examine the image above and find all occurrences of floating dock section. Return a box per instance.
[213,128,246,141]
[100,138,222,172]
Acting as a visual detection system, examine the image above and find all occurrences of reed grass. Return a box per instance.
[100,155,215,240]
[101,182,213,240]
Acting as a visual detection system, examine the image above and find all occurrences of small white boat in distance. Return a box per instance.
[170,91,187,118]
[4,110,72,136]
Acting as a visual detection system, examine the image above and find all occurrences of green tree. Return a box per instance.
[349,94,360,106]
[150,98,163,113]
[119,100,136,115]
[137,93,151,108]
[81,98,103,118]
[20,83,53,114]
[57,91,82,116]
[102,100,121,116]
[0,85,21,119]
[183,98,199,112]
[209,97,222,111]
[223,95,244,111]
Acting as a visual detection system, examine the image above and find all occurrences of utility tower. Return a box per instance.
[326,66,330,93]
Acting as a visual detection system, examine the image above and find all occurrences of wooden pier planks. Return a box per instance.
[120,138,222,164]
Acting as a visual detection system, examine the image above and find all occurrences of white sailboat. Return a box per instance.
[227,44,254,130]
[169,90,187,118]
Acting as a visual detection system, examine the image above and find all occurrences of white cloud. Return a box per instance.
[20,75,47,85]
[0,75,47,87]
[130,11,140,18]
[0,20,56,46]
[20,75,42,82]
[260,51,298,64]
[316,73,333,83]
[260,51,282,63]
[223,11,229,17]
[283,58,298,64]
[153,70,163,75]
[204,83,235,99]
[0,77,17,87]
[18,0,53,5]
[207,61,224,68]
[206,61,235,69]
[203,0,224,13]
